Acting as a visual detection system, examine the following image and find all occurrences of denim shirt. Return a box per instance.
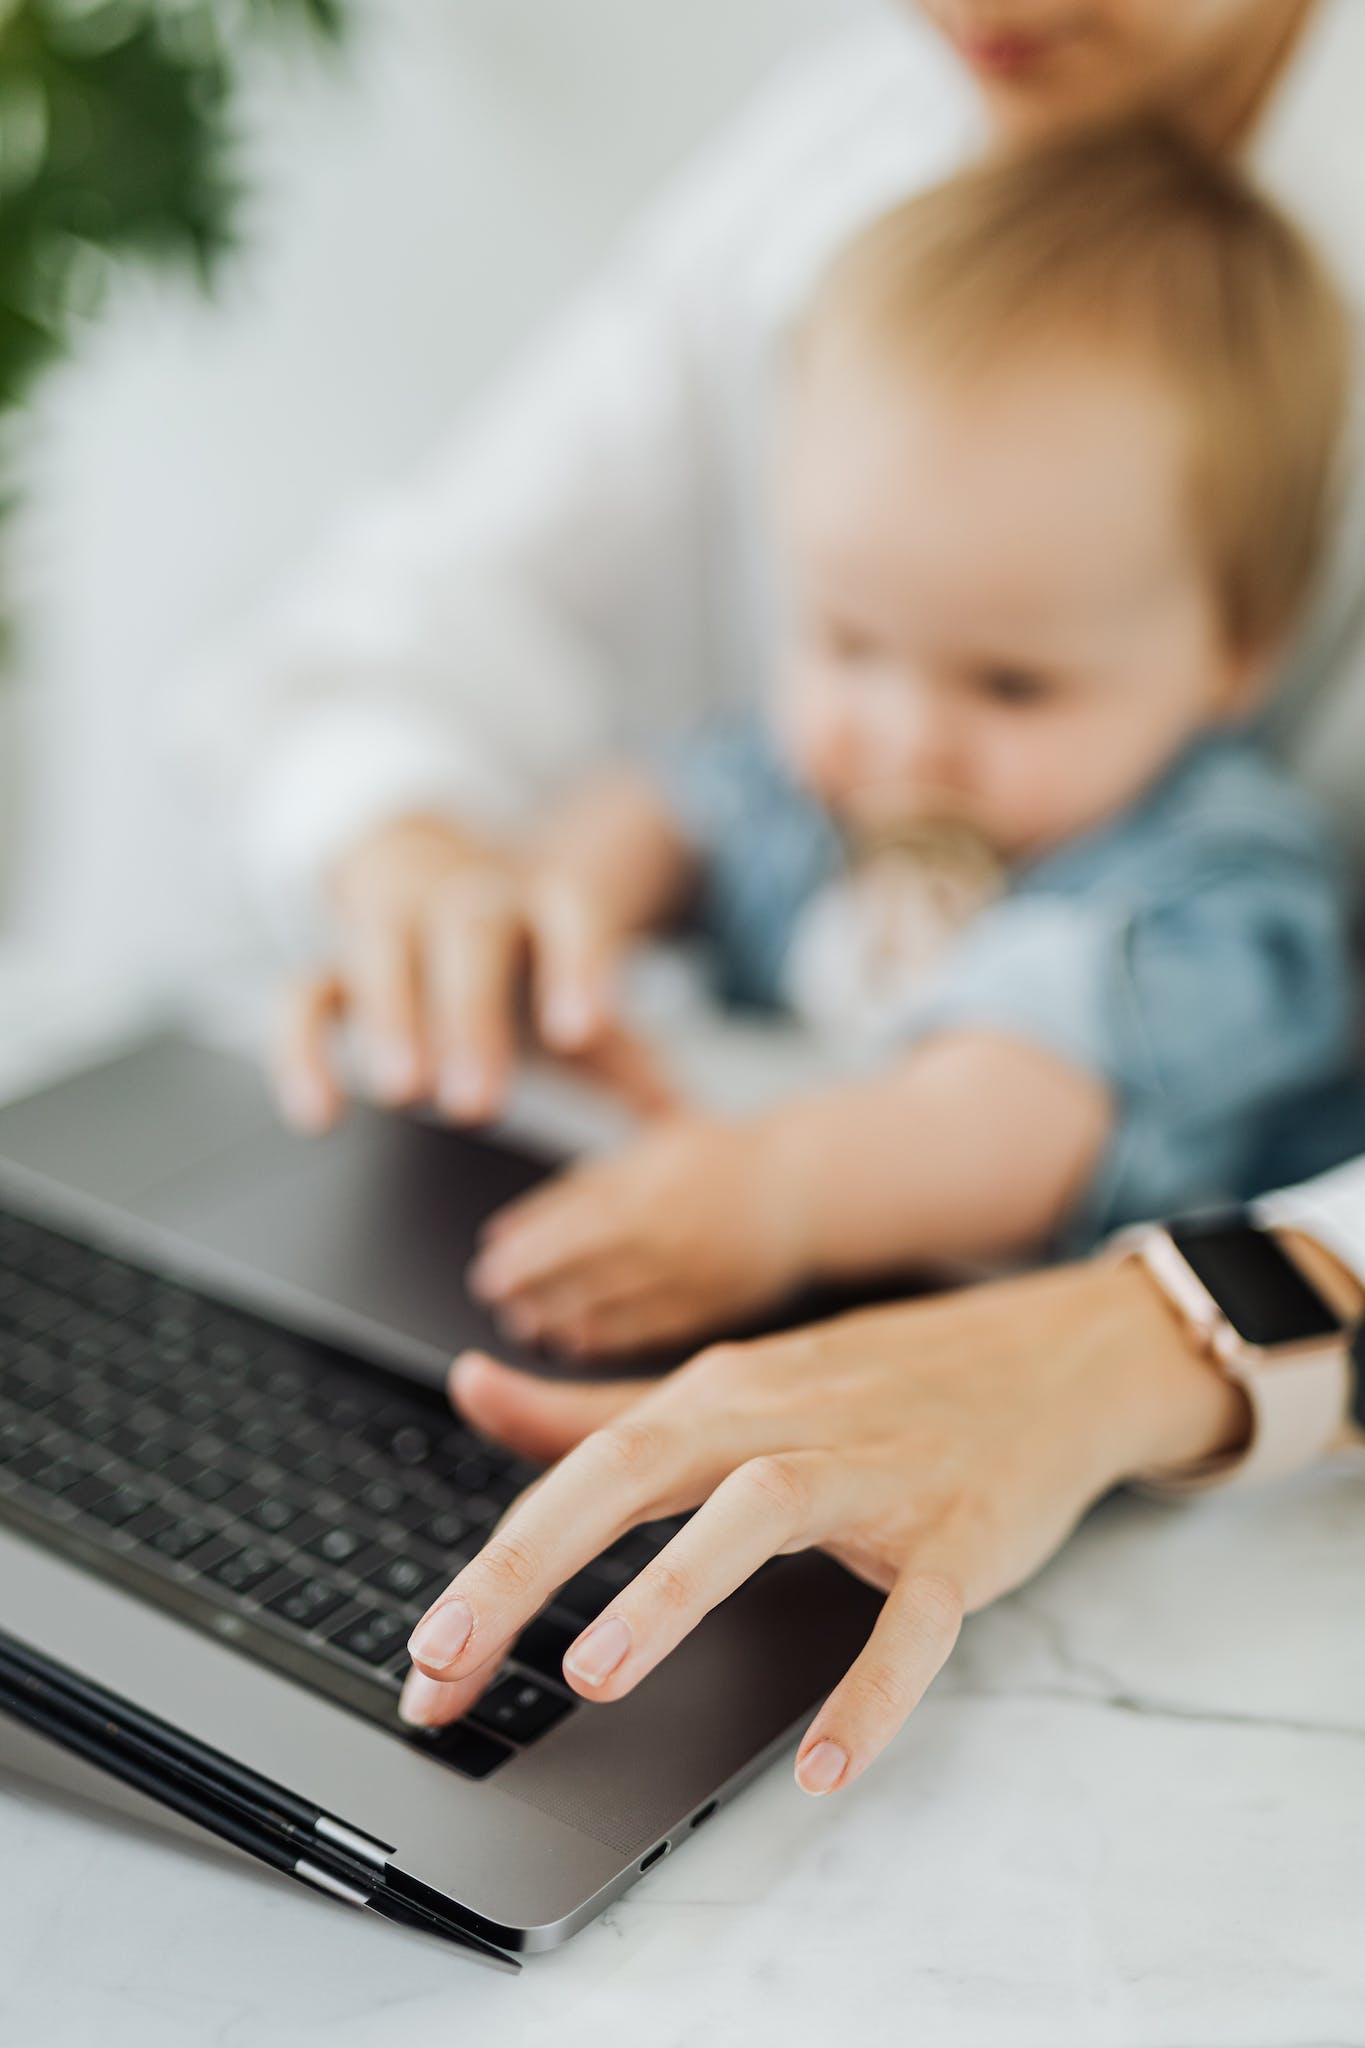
[659,716,1365,1252]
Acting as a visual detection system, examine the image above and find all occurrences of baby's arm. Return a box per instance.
[760,1030,1114,1278]
[468,1029,1113,1357]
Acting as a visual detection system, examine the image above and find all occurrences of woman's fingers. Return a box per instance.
[399,1378,832,1730]
[398,1633,522,1729]
[402,1420,676,1688]
[526,874,616,1053]
[403,1453,830,1729]
[405,1361,759,1692]
[341,915,427,1105]
[274,972,348,1133]
[425,870,527,1121]
[793,1566,964,1796]
[557,1450,833,1701]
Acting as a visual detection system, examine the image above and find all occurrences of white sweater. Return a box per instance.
[185,0,1365,1281]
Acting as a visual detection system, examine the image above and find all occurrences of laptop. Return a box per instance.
[0,1029,880,1957]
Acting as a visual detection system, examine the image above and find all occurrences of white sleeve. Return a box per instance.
[1255,1159,1365,1285]
[178,16,976,953]
[178,224,734,951]
[176,24,934,955]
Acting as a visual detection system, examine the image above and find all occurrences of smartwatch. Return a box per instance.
[1118,1212,1360,1492]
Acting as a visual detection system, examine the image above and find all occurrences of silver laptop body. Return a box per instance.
[0,1031,878,1951]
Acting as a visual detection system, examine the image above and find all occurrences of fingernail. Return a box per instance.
[398,1669,453,1726]
[369,1038,419,1101]
[408,1597,474,1671]
[466,1251,503,1301]
[564,1614,631,1686]
[543,987,595,1048]
[280,1074,330,1133]
[796,1740,848,1796]
[440,1056,490,1119]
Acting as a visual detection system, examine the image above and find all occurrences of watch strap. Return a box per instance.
[1121,1225,1355,1494]
[1136,1341,1352,1494]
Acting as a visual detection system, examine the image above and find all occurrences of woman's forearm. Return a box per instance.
[758,1029,1115,1281]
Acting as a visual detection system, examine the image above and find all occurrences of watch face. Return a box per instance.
[1169,1221,1343,1347]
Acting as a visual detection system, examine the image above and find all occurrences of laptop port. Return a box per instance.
[689,1801,718,1830]
[639,1840,669,1872]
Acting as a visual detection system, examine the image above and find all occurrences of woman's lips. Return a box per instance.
[953,28,1059,78]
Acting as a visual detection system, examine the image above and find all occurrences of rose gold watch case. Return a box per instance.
[1122,1227,1353,1492]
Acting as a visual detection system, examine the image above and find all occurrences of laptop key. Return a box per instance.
[21,1452,88,1497]
[469,1675,572,1745]
[411,1722,513,1782]
[461,1496,502,1534]
[328,1608,412,1667]
[205,1546,280,1595]
[244,1495,298,1536]
[165,1458,233,1507]
[146,1514,216,1561]
[511,1607,581,1683]
[264,1575,350,1632]
[583,1552,634,1593]
[365,1555,444,1607]
[555,1568,619,1622]
[357,1475,406,1519]
[294,1449,342,1489]
[305,1524,371,1569]
[74,1480,155,1528]
[408,1507,469,1552]
[388,1425,432,1467]
[123,1505,179,1548]
[0,1415,41,1459]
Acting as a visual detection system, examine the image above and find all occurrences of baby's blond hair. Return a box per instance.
[807,121,1353,653]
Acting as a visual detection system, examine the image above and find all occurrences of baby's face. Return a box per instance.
[776,335,1260,861]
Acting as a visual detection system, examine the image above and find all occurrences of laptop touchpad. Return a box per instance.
[165,1104,556,1365]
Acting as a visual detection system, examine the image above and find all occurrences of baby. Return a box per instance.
[467,121,1363,1360]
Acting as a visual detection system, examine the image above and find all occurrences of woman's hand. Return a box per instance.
[273,813,674,1132]
[399,1256,1247,1792]
[468,1113,808,1356]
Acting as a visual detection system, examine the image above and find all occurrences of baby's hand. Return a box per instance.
[467,1116,809,1357]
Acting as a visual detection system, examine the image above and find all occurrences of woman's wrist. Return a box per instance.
[1082,1256,1252,1485]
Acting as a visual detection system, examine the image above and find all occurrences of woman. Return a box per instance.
[191,1,1365,1791]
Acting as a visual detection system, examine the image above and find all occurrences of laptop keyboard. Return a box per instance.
[0,1204,672,1780]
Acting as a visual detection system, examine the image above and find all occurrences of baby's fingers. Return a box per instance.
[491,1256,654,1350]
[470,1174,634,1303]
[537,1279,702,1359]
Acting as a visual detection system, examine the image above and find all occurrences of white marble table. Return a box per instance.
[0,963,1362,2047]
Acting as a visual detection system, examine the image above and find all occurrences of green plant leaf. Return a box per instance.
[0,0,344,423]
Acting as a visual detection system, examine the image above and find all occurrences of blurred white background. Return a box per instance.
[6,0,861,988]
